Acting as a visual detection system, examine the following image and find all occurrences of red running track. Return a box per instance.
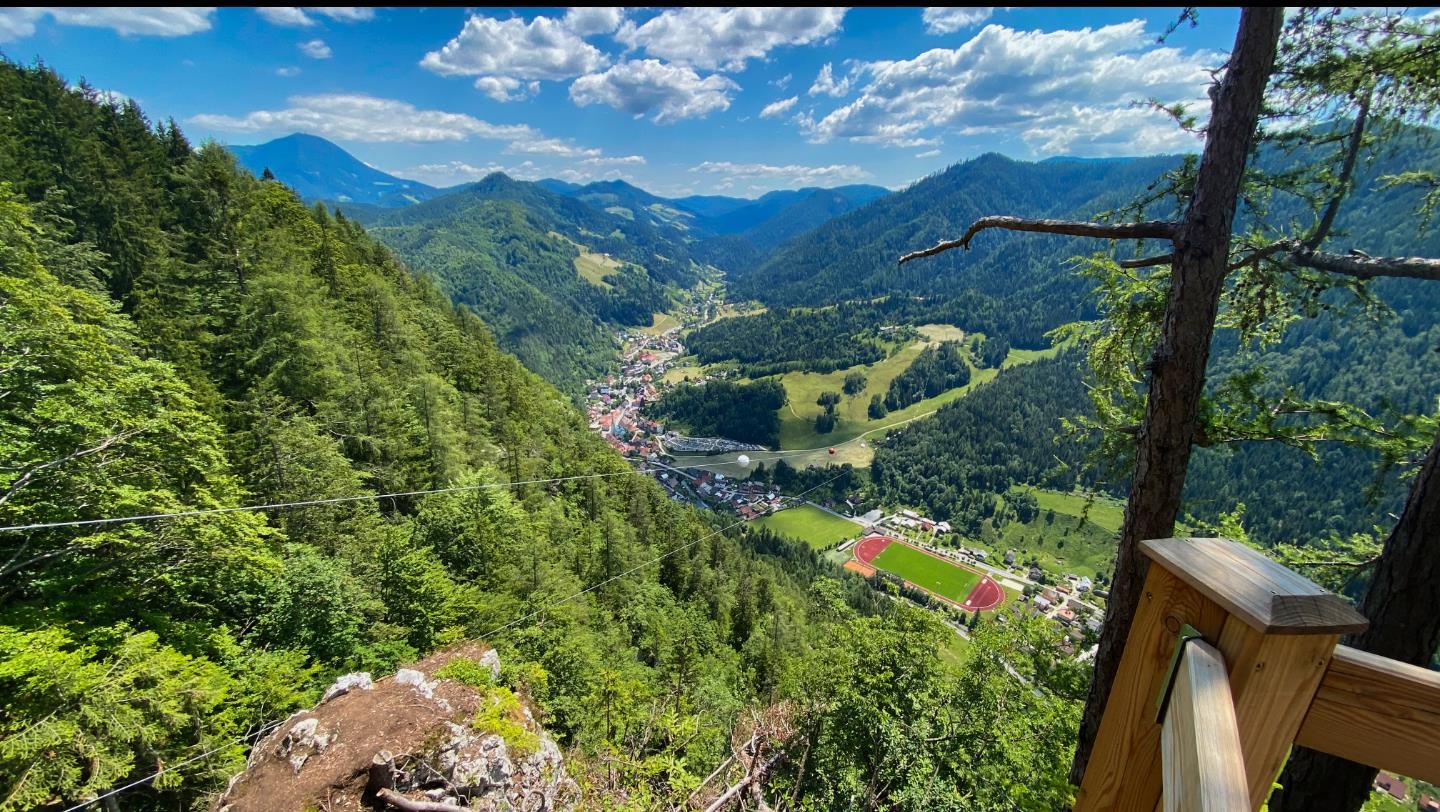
[853,534,1005,612]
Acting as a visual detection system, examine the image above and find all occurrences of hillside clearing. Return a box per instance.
[754,503,861,550]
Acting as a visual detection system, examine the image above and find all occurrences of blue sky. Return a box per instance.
[0,6,1255,197]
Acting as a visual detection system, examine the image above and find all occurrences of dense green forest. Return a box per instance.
[685,303,911,376]
[645,379,788,447]
[870,355,1100,534]
[884,341,972,412]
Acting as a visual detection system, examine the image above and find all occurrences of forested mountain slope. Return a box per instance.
[731,154,1181,346]
[700,184,891,244]
[0,62,865,810]
[366,173,704,389]
[538,177,706,235]
[541,179,892,275]
[836,141,1440,547]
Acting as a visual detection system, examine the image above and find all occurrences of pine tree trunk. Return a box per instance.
[1070,7,1285,786]
[1270,430,1440,812]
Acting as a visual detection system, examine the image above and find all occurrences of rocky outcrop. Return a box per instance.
[216,643,578,811]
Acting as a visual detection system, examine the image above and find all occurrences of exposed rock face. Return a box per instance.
[216,644,578,811]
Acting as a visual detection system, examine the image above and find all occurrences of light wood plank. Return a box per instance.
[1217,617,1340,807]
[1161,640,1249,812]
[1141,538,1368,634]
[1294,645,1440,785]
[1076,565,1229,812]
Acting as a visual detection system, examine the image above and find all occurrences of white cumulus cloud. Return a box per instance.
[422,13,608,82]
[808,63,851,97]
[760,96,799,119]
[803,20,1219,156]
[257,7,375,27]
[256,7,314,27]
[507,137,603,159]
[399,160,546,186]
[690,159,871,193]
[299,38,331,59]
[563,7,625,36]
[616,7,847,71]
[570,60,738,124]
[474,76,541,103]
[312,8,374,23]
[579,155,646,167]
[922,7,1000,35]
[0,7,214,41]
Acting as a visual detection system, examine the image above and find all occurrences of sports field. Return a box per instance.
[753,503,860,550]
[871,542,981,602]
[855,535,1005,611]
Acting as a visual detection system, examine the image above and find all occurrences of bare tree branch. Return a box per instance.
[0,430,138,510]
[376,788,469,812]
[1305,90,1371,251]
[1228,239,1294,270]
[1119,253,1174,269]
[897,216,1178,265]
[1287,247,1440,282]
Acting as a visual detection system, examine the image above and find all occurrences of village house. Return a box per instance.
[1373,773,1407,802]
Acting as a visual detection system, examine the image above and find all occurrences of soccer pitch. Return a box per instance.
[870,542,982,604]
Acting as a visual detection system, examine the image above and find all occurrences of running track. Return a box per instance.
[855,534,1005,612]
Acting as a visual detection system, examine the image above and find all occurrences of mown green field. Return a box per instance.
[640,311,681,335]
[1022,488,1127,533]
[753,503,861,550]
[870,542,982,604]
[775,326,1006,456]
[979,512,1118,578]
[573,250,623,288]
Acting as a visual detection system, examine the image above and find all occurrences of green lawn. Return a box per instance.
[979,512,1118,579]
[753,503,861,550]
[640,311,680,335]
[663,327,1054,472]
[870,542,982,604]
[775,332,1002,457]
[573,250,622,288]
[938,633,973,669]
[1021,488,1127,533]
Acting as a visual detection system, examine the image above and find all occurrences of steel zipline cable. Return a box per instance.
[0,470,644,534]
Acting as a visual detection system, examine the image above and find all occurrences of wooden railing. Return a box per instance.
[1075,537,1440,811]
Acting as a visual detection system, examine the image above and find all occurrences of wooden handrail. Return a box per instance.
[1295,645,1440,785]
[1076,538,1368,811]
[1078,536,1440,809]
[1160,639,1249,811]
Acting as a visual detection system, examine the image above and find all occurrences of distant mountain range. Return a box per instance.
[223,133,896,388]
[230,133,442,207]
[228,134,889,248]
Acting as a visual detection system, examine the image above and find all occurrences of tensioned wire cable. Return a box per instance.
[0,470,645,533]
[0,448,837,534]
[49,468,855,811]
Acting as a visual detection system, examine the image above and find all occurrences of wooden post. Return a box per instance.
[1160,639,1248,812]
[1074,538,1368,811]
